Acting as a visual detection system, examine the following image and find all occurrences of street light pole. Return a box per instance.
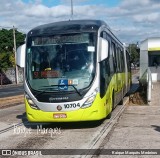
[13,26,19,84]
[71,0,73,20]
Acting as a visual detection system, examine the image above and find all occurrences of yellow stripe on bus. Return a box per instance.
[148,47,160,51]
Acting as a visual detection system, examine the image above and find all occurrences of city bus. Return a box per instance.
[16,20,131,122]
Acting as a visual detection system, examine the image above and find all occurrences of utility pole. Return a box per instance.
[71,0,73,20]
[13,26,19,84]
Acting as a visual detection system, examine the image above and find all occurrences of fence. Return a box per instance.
[0,67,24,85]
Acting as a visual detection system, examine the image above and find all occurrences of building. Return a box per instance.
[140,37,160,82]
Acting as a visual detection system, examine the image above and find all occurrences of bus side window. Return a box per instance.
[100,58,110,98]
[99,31,111,98]
[121,49,125,72]
[111,42,117,73]
[107,39,113,75]
[117,47,122,73]
[126,51,131,72]
[101,32,114,76]
[116,47,120,72]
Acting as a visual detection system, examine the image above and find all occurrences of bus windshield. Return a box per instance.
[26,32,96,92]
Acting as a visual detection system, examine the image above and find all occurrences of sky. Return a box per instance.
[0,0,160,43]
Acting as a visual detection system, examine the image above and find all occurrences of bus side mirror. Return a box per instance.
[16,44,26,68]
[98,37,108,62]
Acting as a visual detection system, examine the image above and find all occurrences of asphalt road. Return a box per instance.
[0,101,127,158]
[0,84,24,98]
[1,98,160,158]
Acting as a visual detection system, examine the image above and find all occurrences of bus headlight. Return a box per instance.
[81,88,98,109]
[25,94,39,110]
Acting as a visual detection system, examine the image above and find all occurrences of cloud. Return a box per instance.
[0,0,160,43]
[121,0,150,8]
[0,0,105,30]
[102,0,160,42]
[24,4,70,18]
[133,12,160,22]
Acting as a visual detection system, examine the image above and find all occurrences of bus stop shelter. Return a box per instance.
[140,37,160,82]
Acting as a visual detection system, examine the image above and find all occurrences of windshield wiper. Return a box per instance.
[48,84,82,96]
[68,85,82,96]
[35,90,47,97]
[35,85,82,97]
[35,86,59,97]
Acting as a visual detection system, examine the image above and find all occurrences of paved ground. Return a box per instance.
[93,105,160,158]
[0,95,24,109]
[1,70,160,158]
[150,82,160,106]
[87,73,160,157]
[0,102,127,158]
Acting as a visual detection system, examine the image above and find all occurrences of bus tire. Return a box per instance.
[106,110,112,119]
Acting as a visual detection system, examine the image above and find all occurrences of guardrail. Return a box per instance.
[139,68,152,104]
[147,68,152,103]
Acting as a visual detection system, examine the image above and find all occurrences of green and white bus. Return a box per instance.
[16,20,131,122]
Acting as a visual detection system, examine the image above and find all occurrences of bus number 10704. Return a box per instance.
[64,103,80,109]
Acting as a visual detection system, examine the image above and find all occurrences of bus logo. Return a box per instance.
[58,79,68,90]
[57,105,62,111]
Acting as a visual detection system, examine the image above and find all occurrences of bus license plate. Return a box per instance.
[53,113,67,119]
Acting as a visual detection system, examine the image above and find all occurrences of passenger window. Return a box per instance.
[111,42,117,72]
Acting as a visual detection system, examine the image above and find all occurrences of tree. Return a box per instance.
[128,43,140,65]
[0,28,25,72]
[0,52,11,71]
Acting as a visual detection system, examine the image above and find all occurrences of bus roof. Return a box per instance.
[28,20,107,36]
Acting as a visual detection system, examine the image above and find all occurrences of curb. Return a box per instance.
[0,83,23,89]
[0,95,24,109]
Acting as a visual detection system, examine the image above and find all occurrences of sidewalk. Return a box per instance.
[96,71,160,157]
[150,82,160,106]
[98,105,160,157]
